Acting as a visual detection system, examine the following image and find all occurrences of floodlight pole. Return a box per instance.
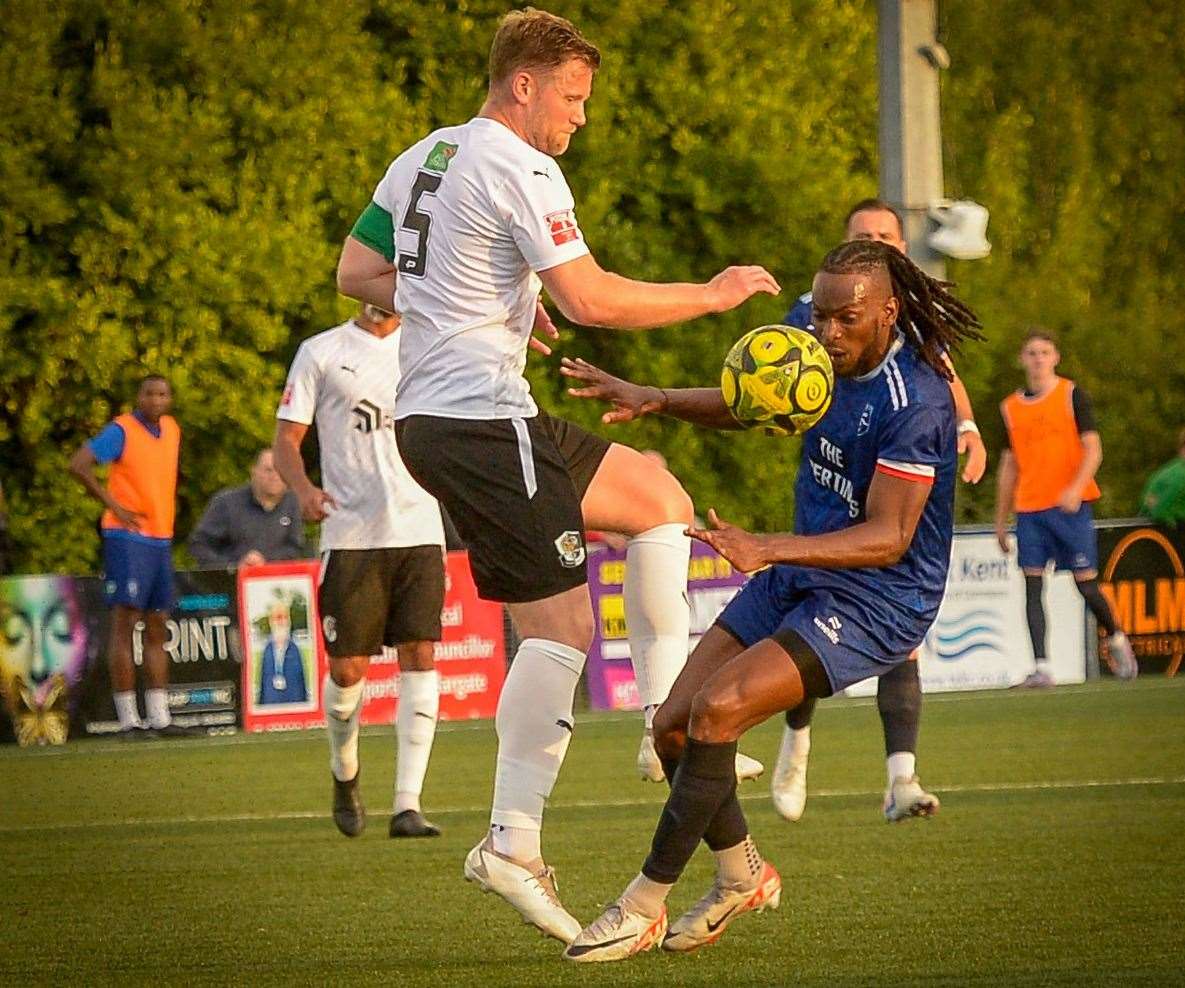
[878,0,947,279]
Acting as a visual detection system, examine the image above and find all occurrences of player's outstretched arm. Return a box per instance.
[540,254,780,330]
[337,237,398,311]
[560,356,742,430]
[690,472,932,573]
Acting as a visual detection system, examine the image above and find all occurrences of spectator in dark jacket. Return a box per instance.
[188,449,307,567]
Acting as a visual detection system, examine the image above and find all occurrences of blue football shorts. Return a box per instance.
[1015,502,1098,572]
[715,565,931,693]
[102,534,176,611]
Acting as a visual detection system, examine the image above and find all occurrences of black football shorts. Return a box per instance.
[395,410,610,603]
[318,545,445,658]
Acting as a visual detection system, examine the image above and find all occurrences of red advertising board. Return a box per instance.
[240,553,505,733]
[359,551,506,723]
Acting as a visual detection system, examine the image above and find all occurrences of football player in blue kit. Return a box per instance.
[774,199,987,824]
[558,239,983,962]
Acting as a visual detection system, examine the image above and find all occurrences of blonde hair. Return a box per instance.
[488,8,600,87]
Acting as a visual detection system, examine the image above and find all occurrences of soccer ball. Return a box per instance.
[720,325,834,436]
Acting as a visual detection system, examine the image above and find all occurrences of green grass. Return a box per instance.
[2,679,1183,986]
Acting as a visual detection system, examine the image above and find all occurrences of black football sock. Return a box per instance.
[1077,578,1119,636]
[1024,575,1047,661]
[877,660,921,756]
[702,789,749,853]
[784,696,818,731]
[657,745,747,852]
[642,737,738,885]
[658,750,680,787]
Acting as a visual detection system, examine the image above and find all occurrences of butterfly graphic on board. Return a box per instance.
[2,672,69,747]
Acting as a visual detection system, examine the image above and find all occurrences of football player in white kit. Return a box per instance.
[274,303,447,840]
[335,9,779,944]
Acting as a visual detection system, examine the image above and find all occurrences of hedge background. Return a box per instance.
[2,0,1182,573]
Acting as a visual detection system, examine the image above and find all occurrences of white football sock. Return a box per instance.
[1035,659,1053,677]
[489,824,543,863]
[114,690,141,730]
[489,638,585,858]
[625,523,691,711]
[714,834,762,887]
[144,688,171,729]
[394,669,439,815]
[887,751,916,786]
[324,676,365,782]
[620,872,673,919]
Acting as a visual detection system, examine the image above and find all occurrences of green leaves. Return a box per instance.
[2,0,1180,570]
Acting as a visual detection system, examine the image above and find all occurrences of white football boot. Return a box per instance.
[563,901,668,963]
[770,725,810,822]
[663,860,782,952]
[637,731,765,784]
[883,775,941,822]
[463,837,582,944]
[637,731,666,782]
[734,751,765,782]
[1107,631,1139,680]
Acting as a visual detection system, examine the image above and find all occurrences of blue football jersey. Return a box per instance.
[784,292,813,331]
[790,334,956,624]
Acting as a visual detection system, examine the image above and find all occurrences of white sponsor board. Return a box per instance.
[846,532,1086,696]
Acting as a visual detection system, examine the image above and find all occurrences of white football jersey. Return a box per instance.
[277,321,444,551]
[369,117,591,420]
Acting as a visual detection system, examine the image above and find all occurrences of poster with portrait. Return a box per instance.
[238,561,326,731]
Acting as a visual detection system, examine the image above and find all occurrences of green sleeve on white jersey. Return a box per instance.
[350,202,395,261]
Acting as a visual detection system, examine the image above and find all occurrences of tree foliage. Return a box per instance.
[941,0,1185,521]
[1,0,1180,573]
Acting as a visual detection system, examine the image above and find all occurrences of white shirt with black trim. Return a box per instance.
[277,321,444,551]
[369,117,591,421]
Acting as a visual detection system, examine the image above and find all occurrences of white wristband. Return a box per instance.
[957,419,980,437]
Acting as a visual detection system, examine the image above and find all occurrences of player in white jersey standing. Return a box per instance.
[273,303,447,840]
[335,9,780,944]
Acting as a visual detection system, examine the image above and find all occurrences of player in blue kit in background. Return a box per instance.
[558,239,983,962]
[774,199,987,823]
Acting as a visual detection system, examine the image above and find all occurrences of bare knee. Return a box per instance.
[330,656,370,687]
[530,603,594,654]
[567,607,595,654]
[688,684,746,743]
[396,641,436,672]
[638,472,694,530]
[514,601,597,653]
[659,476,695,527]
[508,585,595,654]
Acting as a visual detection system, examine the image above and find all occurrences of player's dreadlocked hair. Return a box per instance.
[820,240,984,380]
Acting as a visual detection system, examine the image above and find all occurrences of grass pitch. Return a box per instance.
[2,679,1183,986]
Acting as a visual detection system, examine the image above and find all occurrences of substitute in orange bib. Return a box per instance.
[994,330,1137,686]
[69,374,185,736]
